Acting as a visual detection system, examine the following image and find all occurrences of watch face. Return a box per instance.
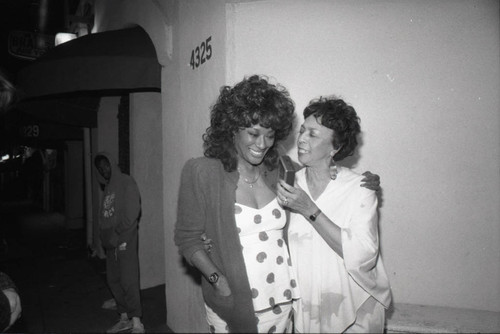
[209,272,219,283]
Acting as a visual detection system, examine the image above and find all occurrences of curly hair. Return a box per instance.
[203,75,295,172]
[303,96,360,161]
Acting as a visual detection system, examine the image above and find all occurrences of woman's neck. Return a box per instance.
[305,160,332,201]
[237,157,261,173]
[305,165,330,184]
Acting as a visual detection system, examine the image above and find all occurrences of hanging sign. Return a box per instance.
[8,30,55,60]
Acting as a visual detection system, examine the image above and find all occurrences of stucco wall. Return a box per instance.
[93,0,500,332]
[130,92,164,288]
[228,0,500,312]
[161,1,228,332]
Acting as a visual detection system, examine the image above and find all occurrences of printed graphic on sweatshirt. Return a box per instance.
[103,192,116,218]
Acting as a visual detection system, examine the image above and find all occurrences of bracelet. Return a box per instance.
[309,208,322,222]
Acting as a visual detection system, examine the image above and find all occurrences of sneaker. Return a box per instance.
[131,323,145,333]
[106,319,133,333]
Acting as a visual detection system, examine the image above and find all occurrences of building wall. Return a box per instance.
[227,0,500,312]
[93,0,500,332]
[160,1,228,332]
[96,96,119,161]
[64,141,84,229]
[130,92,165,288]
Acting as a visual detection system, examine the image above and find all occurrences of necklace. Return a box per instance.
[238,167,261,188]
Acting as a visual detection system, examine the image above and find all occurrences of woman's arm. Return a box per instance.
[277,180,344,257]
[174,160,209,263]
[191,249,231,296]
[174,159,232,296]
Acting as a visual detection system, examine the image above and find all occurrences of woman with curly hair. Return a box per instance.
[175,76,381,333]
[277,97,392,333]
[175,75,298,333]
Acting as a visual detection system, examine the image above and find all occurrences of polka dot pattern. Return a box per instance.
[234,199,299,313]
[256,252,267,263]
[266,273,275,283]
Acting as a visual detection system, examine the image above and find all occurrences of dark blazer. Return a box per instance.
[175,157,280,333]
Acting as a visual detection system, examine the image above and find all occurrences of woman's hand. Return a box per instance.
[277,180,318,218]
[361,171,381,191]
[200,233,213,253]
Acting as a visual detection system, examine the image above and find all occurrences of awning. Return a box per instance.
[15,26,161,127]
[14,95,101,128]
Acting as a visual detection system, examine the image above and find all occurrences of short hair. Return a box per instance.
[303,96,360,161]
[203,75,295,172]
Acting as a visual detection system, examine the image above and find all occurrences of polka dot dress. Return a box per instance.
[235,198,299,312]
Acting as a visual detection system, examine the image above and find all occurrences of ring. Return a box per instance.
[284,198,288,206]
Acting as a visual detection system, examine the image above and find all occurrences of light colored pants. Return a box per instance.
[205,301,293,333]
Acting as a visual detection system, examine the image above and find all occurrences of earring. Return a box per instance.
[329,160,338,180]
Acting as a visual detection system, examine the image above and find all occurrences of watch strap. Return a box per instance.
[208,272,219,284]
[309,208,322,222]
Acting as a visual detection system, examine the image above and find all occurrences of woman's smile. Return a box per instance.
[235,125,275,165]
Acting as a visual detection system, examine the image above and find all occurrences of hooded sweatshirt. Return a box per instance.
[94,151,141,249]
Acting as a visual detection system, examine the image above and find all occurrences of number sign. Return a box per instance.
[190,36,212,69]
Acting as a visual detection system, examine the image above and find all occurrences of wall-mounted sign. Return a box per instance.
[8,30,55,60]
[18,123,83,141]
[190,36,212,70]
[20,125,40,138]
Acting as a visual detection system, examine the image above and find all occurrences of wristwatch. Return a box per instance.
[208,272,219,284]
[309,208,322,222]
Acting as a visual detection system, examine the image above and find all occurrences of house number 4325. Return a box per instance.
[190,36,212,69]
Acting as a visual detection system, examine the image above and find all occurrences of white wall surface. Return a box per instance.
[93,1,500,332]
[130,92,165,288]
[160,1,228,332]
[228,0,500,312]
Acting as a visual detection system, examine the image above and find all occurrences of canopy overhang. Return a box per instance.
[15,26,161,127]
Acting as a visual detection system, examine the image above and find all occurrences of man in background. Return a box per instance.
[94,152,144,334]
